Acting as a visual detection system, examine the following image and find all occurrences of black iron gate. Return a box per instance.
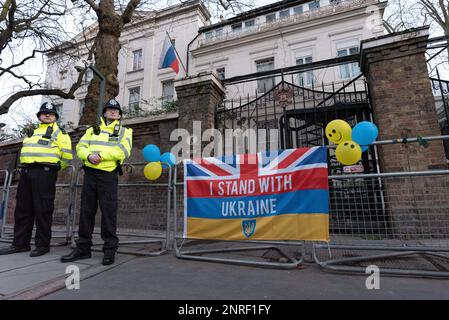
[215,65,387,234]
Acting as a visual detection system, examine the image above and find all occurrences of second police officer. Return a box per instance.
[61,99,132,265]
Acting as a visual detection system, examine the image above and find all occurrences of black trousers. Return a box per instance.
[12,166,58,249]
[76,167,118,255]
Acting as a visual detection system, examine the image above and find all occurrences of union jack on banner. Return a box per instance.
[185,147,327,180]
[184,147,329,241]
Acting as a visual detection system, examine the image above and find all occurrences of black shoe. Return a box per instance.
[30,247,50,257]
[102,254,115,266]
[60,249,91,263]
[0,245,31,255]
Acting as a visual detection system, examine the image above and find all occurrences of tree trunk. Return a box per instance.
[80,1,123,125]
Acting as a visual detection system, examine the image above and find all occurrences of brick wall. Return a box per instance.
[0,114,179,237]
[361,28,449,236]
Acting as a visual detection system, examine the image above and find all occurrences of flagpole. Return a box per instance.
[166,31,187,76]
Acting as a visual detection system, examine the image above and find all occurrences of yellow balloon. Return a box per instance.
[144,162,162,180]
[336,141,362,165]
[325,120,352,145]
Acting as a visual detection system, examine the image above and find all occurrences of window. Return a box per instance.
[296,56,314,86]
[128,87,140,114]
[280,9,290,19]
[54,103,63,123]
[215,28,223,37]
[132,49,143,71]
[337,46,360,79]
[266,13,276,23]
[58,69,67,81]
[330,0,342,5]
[216,68,225,81]
[293,6,303,14]
[162,80,174,105]
[79,99,85,122]
[309,1,320,10]
[256,58,275,93]
[205,31,213,39]
[84,68,93,83]
[245,19,255,28]
[231,23,242,32]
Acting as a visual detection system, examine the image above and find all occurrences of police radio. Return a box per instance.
[37,126,54,145]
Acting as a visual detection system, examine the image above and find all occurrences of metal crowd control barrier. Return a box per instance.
[0,166,75,245]
[172,165,304,269]
[69,162,172,256]
[313,170,449,278]
[0,170,10,239]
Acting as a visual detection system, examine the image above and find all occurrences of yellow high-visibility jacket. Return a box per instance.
[76,118,133,172]
[20,122,73,170]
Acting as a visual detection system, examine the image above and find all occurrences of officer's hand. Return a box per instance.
[88,154,102,164]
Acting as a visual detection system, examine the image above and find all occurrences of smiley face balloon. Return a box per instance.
[335,140,362,165]
[325,120,352,145]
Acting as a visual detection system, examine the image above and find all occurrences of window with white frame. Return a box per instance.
[128,87,140,113]
[266,13,276,23]
[280,9,290,19]
[231,23,242,32]
[245,19,255,28]
[215,28,223,37]
[337,44,360,79]
[293,6,303,14]
[309,1,320,10]
[79,99,85,121]
[216,67,225,81]
[54,103,63,123]
[296,54,314,86]
[132,49,143,71]
[162,80,174,105]
[256,58,275,93]
[83,68,93,83]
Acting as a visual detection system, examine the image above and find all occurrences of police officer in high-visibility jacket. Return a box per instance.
[61,99,132,265]
[0,102,73,257]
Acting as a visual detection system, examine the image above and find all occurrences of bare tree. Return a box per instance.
[0,0,254,124]
[383,0,449,73]
[0,0,91,115]
[78,0,254,124]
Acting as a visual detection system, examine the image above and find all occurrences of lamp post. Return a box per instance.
[87,64,106,125]
[75,59,106,124]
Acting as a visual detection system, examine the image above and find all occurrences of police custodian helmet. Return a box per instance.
[103,99,123,116]
[37,102,59,120]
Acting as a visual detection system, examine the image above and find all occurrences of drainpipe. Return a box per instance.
[186,32,201,77]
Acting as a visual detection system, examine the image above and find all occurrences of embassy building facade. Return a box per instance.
[43,0,387,127]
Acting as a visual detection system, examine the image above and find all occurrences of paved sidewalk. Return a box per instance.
[2,243,449,300]
[0,245,135,300]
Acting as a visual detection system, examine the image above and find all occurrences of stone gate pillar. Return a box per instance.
[360,27,449,237]
[175,72,225,159]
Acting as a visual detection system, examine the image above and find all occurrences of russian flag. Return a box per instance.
[158,34,179,74]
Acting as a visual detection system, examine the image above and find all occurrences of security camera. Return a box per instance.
[74,59,88,72]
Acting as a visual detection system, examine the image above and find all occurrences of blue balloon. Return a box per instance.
[142,144,160,162]
[160,152,176,168]
[352,121,378,152]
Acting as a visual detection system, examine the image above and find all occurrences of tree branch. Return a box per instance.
[84,0,101,14]
[122,0,142,24]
